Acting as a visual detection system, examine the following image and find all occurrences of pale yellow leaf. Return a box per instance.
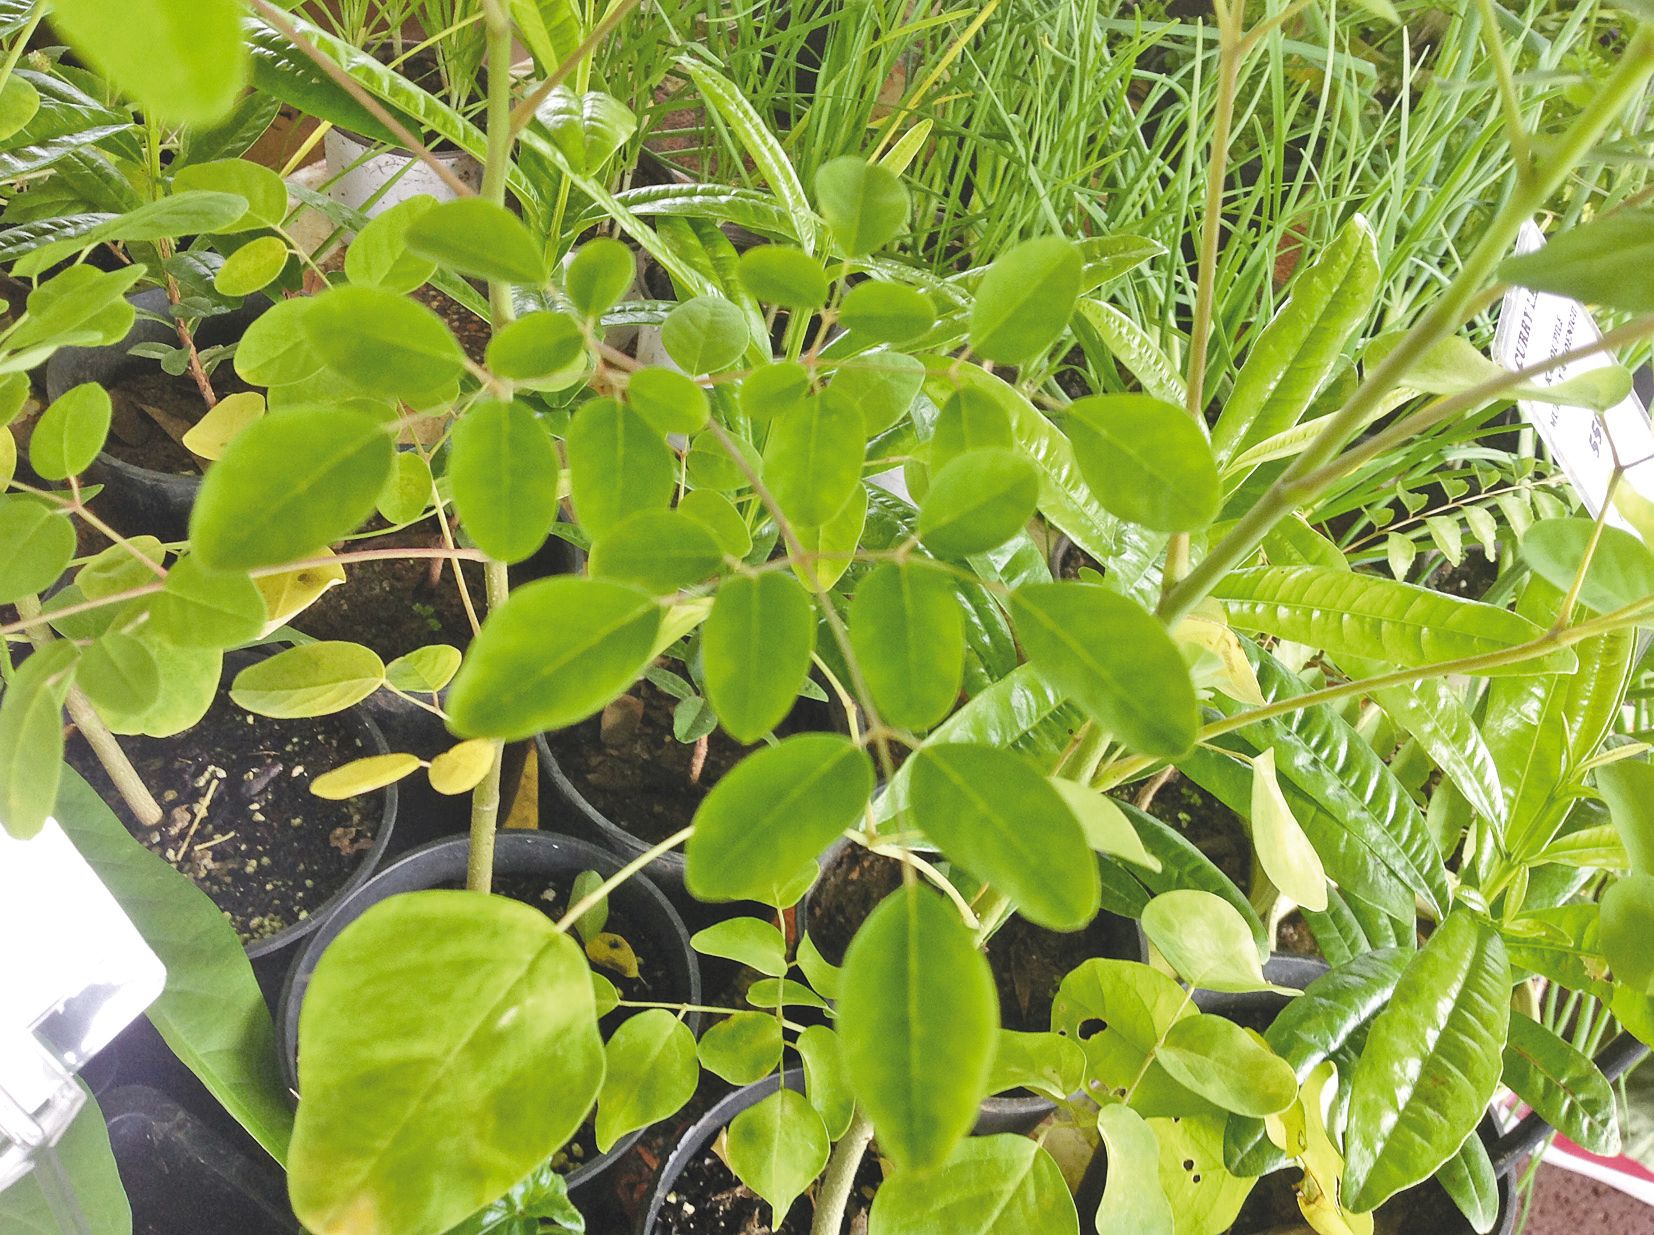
[181,391,265,460]
[1250,748,1329,912]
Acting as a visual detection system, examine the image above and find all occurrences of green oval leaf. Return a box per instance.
[229,641,385,718]
[690,917,788,977]
[849,561,964,731]
[49,0,246,124]
[0,643,74,838]
[764,389,865,527]
[968,237,1081,365]
[31,382,110,480]
[868,1135,1080,1235]
[828,350,924,436]
[840,281,934,345]
[588,508,723,593]
[214,235,289,296]
[1009,582,1197,758]
[684,733,874,903]
[235,296,324,387]
[796,1025,855,1141]
[815,157,909,257]
[698,1010,784,1085]
[405,198,548,285]
[565,237,634,318]
[1092,1105,1174,1235]
[78,632,161,717]
[1142,890,1278,993]
[725,1087,829,1227]
[839,883,997,1173]
[148,557,266,649]
[661,296,749,373]
[0,496,76,605]
[627,366,709,436]
[1343,910,1510,1212]
[1067,394,1219,532]
[485,312,585,389]
[448,399,560,564]
[344,195,437,293]
[909,743,1099,930]
[1501,1012,1619,1155]
[1523,517,1654,615]
[595,1009,697,1153]
[702,572,817,743]
[564,397,675,539]
[288,892,603,1235]
[191,408,394,570]
[302,287,467,401]
[1157,1015,1297,1117]
[171,158,286,232]
[741,361,811,424]
[917,448,1040,558]
[1498,210,1654,313]
[737,245,829,309]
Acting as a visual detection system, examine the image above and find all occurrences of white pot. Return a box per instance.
[323,128,482,220]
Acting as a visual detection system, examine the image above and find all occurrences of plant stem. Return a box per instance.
[14,597,162,827]
[810,1108,874,1235]
[555,825,694,931]
[1158,30,1654,624]
[465,559,512,894]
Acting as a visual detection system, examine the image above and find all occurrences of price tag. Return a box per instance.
[1493,221,1654,532]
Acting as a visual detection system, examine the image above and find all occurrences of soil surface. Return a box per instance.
[103,367,260,474]
[1129,771,1252,893]
[293,525,486,662]
[413,283,491,362]
[808,845,1137,1031]
[1055,538,1107,582]
[69,690,382,944]
[545,678,755,845]
[653,1138,880,1235]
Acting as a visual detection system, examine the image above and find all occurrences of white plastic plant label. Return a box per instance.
[0,820,164,1190]
[1493,221,1654,533]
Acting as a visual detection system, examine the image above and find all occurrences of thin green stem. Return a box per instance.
[810,1109,875,1235]
[555,826,695,932]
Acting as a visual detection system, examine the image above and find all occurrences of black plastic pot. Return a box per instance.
[277,830,701,1192]
[800,839,1148,1136]
[103,1086,300,1234]
[43,289,270,541]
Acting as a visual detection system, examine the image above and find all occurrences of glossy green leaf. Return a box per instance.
[230,642,384,718]
[1010,582,1197,758]
[407,198,547,286]
[191,408,393,570]
[680,57,812,247]
[849,561,964,730]
[536,85,636,174]
[764,390,865,527]
[1212,214,1379,463]
[627,366,709,436]
[868,1135,1079,1235]
[1523,518,1654,615]
[1157,1015,1297,1116]
[738,244,828,308]
[1502,1012,1618,1154]
[1214,565,1572,675]
[815,157,908,257]
[448,399,559,564]
[1051,958,1198,1118]
[1073,299,1186,407]
[691,918,788,977]
[589,509,722,593]
[564,398,675,539]
[698,1011,784,1084]
[1344,911,1510,1212]
[173,158,287,232]
[702,572,816,743]
[445,1161,584,1235]
[726,1088,829,1227]
[486,312,585,389]
[215,235,288,296]
[8,264,143,354]
[839,884,997,1172]
[595,1010,697,1153]
[1438,1136,1500,1235]
[840,281,934,345]
[49,0,246,123]
[30,382,110,480]
[0,74,40,144]
[447,577,660,740]
[302,287,467,401]
[289,892,603,1235]
[1066,394,1219,532]
[564,237,634,317]
[909,744,1098,930]
[1499,210,1654,312]
[345,195,437,293]
[917,448,1040,558]
[1600,759,1654,877]
[1093,1105,1174,1235]
[661,296,748,373]
[1369,676,1505,828]
[1603,872,1654,992]
[796,1025,855,1140]
[968,236,1081,365]
[1142,890,1280,993]
[685,734,874,902]
[0,496,75,605]
[828,351,924,437]
[56,769,293,1161]
[0,643,74,839]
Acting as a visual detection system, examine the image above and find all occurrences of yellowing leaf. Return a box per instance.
[587,932,640,979]
[1049,778,1160,870]
[1176,613,1265,707]
[1267,1063,1373,1235]
[181,391,265,461]
[310,753,420,799]
[1250,749,1329,913]
[428,740,497,795]
[255,551,346,632]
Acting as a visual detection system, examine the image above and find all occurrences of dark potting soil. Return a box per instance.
[68,690,382,945]
[1055,539,1106,582]
[1428,548,1499,601]
[808,846,1134,1031]
[1128,771,1251,893]
[413,283,490,362]
[1229,1165,1476,1235]
[103,367,261,474]
[292,526,486,662]
[545,678,754,846]
[653,1139,880,1235]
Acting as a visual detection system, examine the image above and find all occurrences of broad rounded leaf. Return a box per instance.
[0,496,75,605]
[796,1026,854,1140]
[1603,872,1654,992]
[1523,517,1654,616]
[702,572,817,743]
[697,1011,783,1085]
[737,245,829,309]
[302,287,467,401]
[345,196,437,293]
[427,739,496,796]
[78,633,161,717]
[565,237,634,318]
[1010,582,1198,758]
[0,74,39,143]
[690,918,788,978]
[181,391,265,462]
[908,744,1098,930]
[214,236,288,296]
[172,159,286,232]
[764,390,865,527]
[1093,1105,1174,1235]
[288,892,603,1235]
[828,350,924,436]
[1066,394,1219,532]
[229,642,386,718]
[447,577,662,741]
[377,450,433,525]
[840,281,933,345]
[918,448,1039,558]
[235,297,324,387]
[588,509,723,593]
[868,1135,1079,1235]
[0,643,74,839]
[741,361,810,424]
[815,158,909,257]
[839,884,997,1173]
[1157,1015,1297,1117]
[485,312,585,389]
[149,557,267,649]
[968,237,1081,365]
[405,198,547,285]
[310,753,421,800]
[595,1010,697,1153]
[448,399,560,564]
[191,408,394,570]
[49,0,246,124]
[725,1088,829,1227]
[661,296,748,373]
[564,398,675,539]
[1142,890,1278,993]
[31,383,110,480]
[628,367,709,436]
[680,489,751,557]
[684,734,873,902]
[1343,911,1510,1212]
[849,561,964,731]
